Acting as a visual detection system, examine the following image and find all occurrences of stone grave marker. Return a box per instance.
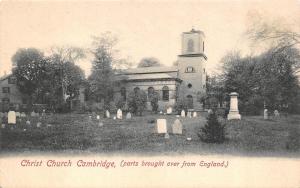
[20,112,26,118]
[37,122,42,128]
[15,112,20,117]
[166,107,172,114]
[97,115,100,120]
[1,124,5,128]
[172,119,182,135]
[42,109,46,116]
[274,110,280,117]
[8,111,16,124]
[98,121,103,127]
[264,109,268,120]
[126,112,132,119]
[106,110,110,118]
[117,109,122,119]
[181,110,185,117]
[208,109,213,114]
[193,112,197,117]
[26,120,31,126]
[160,111,163,114]
[31,111,36,117]
[156,119,167,134]
[227,92,241,120]
[164,132,170,139]
[113,116,116,120]
[187,111,192,118]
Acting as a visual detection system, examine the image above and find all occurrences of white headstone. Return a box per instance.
[8,111,16,124]
[274,110,280,117]
[181,110,185,117]
[187,111,192,118]
[176,115,180,118]
[97,115,100,120]
[227,92,241,120]
[42,109,46,116]
[264,109,268,120]
[26,120,31,126]
[20,112,26,118]
[172,119,182,134]
[126,112,132,119]
[89,115,92,121]
[166,107,172,114]
[164,132,170,139]
[15,112,20,117]
[36,122,41,128]
[113,116,116,120]
[117,109,122,119]
[193,112,197,117]
[207,109,213,114]
[106,110,110,118]
[156,119,167,134]
[187,137,192,141]
[160,111,163,114]
[31,111,36,117]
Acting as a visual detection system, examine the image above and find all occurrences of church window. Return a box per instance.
[162,86,169,101]
[187,39,194,52]
[121,87,126,100]
[134,87,140,93]
[2,87,10,93]
[8,77,16,84]
[185,66,195,73]
[188,83,192,88]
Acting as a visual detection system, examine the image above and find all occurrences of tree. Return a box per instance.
[12,48,47,106]
[137,57,162,68]
[148,90,159,113]
[127,89,147,115]
[198,111,225,143]
[88,33,118,107]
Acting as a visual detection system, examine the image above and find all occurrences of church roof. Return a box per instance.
[119,66,178,75]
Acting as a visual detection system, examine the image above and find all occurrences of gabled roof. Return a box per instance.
[118,66,178,75]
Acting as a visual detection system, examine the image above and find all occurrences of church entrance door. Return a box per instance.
[187,95,193,109]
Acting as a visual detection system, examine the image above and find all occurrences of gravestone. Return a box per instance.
[227,92,241,120]
[21,112,26,118]
[15,112,20,117]
[113,116,116,120]
[166,107,172,114]
[106,110,110,118]
[26,120,31,126]
[172,119,182,135]
[126,112,132,119]
[8,111,16,124]
[36,122,42,128]
[274,110,280,117]
[181,110,185,117]
[187,111,192,118]
[1,124,5,128]
[186,137,192,141]
[98,121,103,127]
[160,111,163,114]
[156,119,167,134]
[164,132,170,139]
[207,109,213,115]
[31,111,36,117]
[193,112,197,117]
[42,109,46,116]
[97,115,100,120]
[117,109,122,119]
[264,109,268,120]
[176,115,180,118]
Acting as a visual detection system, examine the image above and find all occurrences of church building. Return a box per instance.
[115,29,207,111]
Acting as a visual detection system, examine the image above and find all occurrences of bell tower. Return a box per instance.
[177,28,207,110]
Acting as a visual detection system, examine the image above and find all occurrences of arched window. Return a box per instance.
[185,66,195,73]
[187,83,192,88]
[187,39,194,52]
[148,87,154,98]
[121,87,126,100]
[162,86,169,101]
[134,87,140,93]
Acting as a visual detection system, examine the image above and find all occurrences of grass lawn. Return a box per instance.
[0,113,299,157]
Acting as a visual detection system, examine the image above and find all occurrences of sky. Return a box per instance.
[0,0,300,77]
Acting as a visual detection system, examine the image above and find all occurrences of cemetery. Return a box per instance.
[0,106,299,156]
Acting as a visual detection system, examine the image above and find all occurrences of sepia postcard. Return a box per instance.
[0,0,300,187]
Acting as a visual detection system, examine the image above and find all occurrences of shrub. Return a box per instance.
[148,91,159,113]
[198,111,225,143]
[174,98,188,114]
[127,89,147,116]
